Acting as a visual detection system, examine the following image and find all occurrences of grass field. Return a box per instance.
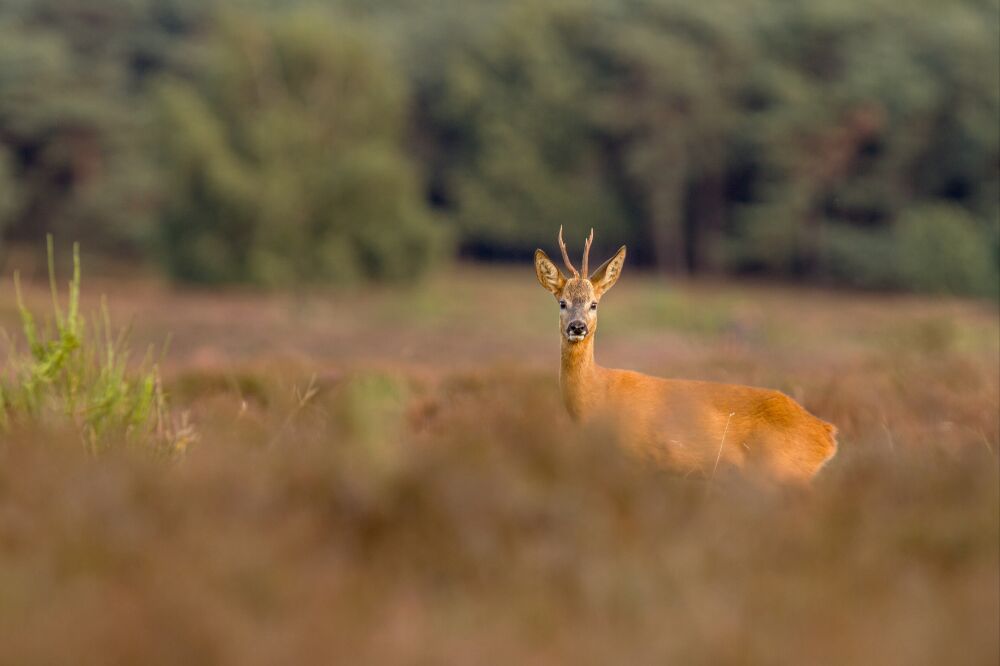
[1,264,997,664]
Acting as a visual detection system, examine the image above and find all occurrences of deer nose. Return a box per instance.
[567,321,588,337]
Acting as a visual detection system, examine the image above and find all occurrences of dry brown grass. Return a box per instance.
[0,265,997,664]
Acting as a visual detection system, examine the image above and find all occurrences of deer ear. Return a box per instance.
[535,249,566,295]
[590,245,626,296]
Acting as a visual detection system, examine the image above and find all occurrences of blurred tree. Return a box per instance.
[418,1,630,260]
[578,0,751,273]
[0,0,204,256]
[414,0,998,294]
[0,23,125,245]
[152,9,445,285]
[0,147,18,250]
[733,0,999,289]
[896,204,998,297]
[0,0,996,294]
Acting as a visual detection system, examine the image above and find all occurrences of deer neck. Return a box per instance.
[560,334,602,420]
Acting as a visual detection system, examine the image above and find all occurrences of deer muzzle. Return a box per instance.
[566,320,588,341]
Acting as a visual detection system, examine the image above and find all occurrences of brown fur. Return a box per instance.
[536,238,837,483]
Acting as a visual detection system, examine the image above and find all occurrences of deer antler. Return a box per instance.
[557,225,580,278]
[581,228,594,277]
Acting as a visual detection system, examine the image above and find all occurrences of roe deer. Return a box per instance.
[534,227,837,482]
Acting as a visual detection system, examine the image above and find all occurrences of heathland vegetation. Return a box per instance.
[0,0,997,293]
[0,254,997,662]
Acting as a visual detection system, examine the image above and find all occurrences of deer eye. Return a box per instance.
[590,302,598,310]
[559,300,567,309]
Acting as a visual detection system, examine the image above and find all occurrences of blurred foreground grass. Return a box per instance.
[0,266,997,664]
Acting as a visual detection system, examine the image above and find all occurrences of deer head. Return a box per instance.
[534,227,627,343]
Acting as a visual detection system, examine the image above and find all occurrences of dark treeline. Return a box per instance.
[0,0,997,294]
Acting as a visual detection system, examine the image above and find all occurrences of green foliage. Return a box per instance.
[0,147,17,246]
[0,0,996,294]
[152,10,445,285]
[0,10,162,251]
[414,0,999,285]
[820,223,900,290]
[422,1,630,254]
[0,237,192,453]
[895,204,999,297]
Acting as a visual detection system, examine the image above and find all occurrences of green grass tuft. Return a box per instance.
[0,236,194,453]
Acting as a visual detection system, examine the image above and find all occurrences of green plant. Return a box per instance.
[0,147,18,240]
[0,237,193,453]
[896,204,998,297]
[152,10,445,286]
[820,222,900,289]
